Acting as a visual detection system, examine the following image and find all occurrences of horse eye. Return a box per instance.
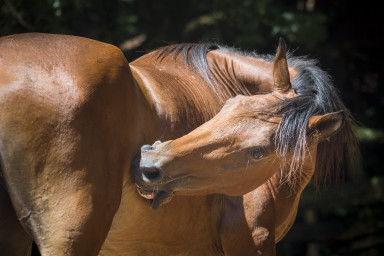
[249,148,264,160]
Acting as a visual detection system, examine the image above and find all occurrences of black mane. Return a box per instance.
[156,43,220,90]
[156,43,359,185]
[276,57,359,185]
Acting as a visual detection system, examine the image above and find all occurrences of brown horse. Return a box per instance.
[0,33,357,256]
[130,40,358,255]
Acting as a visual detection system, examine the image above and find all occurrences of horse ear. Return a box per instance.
[273,38,291,92]
[308,111,345,142]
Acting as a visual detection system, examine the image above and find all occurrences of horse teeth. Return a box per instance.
[136,186,156,200]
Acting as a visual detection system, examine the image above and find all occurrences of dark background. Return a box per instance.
[1,0,383,255]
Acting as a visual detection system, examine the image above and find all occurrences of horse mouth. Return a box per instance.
[136,185,156,200]
[135,184,174,210]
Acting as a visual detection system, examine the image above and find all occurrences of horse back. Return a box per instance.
[0,33,129,107]
[0,33,138,179]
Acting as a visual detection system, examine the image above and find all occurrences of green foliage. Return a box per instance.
[357,127,384,143]
[1,0,328,49]
[206,0,328,49]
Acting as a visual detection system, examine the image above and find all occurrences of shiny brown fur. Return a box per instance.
[0,34,357,256]
[0,33,141,255]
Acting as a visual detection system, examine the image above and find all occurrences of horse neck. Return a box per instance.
[206,50,274,96]
[206,49,297,96]
[277,142,319,195]
[130,51,225,139]
[269,143,317,235]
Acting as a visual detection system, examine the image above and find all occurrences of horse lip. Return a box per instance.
[135,184,156,200]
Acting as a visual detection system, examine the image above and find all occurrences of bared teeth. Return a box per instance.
[136,184,155,200]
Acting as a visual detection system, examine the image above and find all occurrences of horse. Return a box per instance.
[129,39,359,255]
[0,33,358,256]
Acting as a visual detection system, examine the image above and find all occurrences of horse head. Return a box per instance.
[131,39,348,209]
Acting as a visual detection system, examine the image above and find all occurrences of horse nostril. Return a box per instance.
[141,144,153,153]
[140,166,162,182]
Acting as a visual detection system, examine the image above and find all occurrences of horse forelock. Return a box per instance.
[156,43,359,187]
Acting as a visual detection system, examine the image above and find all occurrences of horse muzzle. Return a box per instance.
[131,141,175,209]
[135,141,167,182]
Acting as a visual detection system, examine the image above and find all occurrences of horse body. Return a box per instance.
[0,33,357,256]
[0,33,146,255]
